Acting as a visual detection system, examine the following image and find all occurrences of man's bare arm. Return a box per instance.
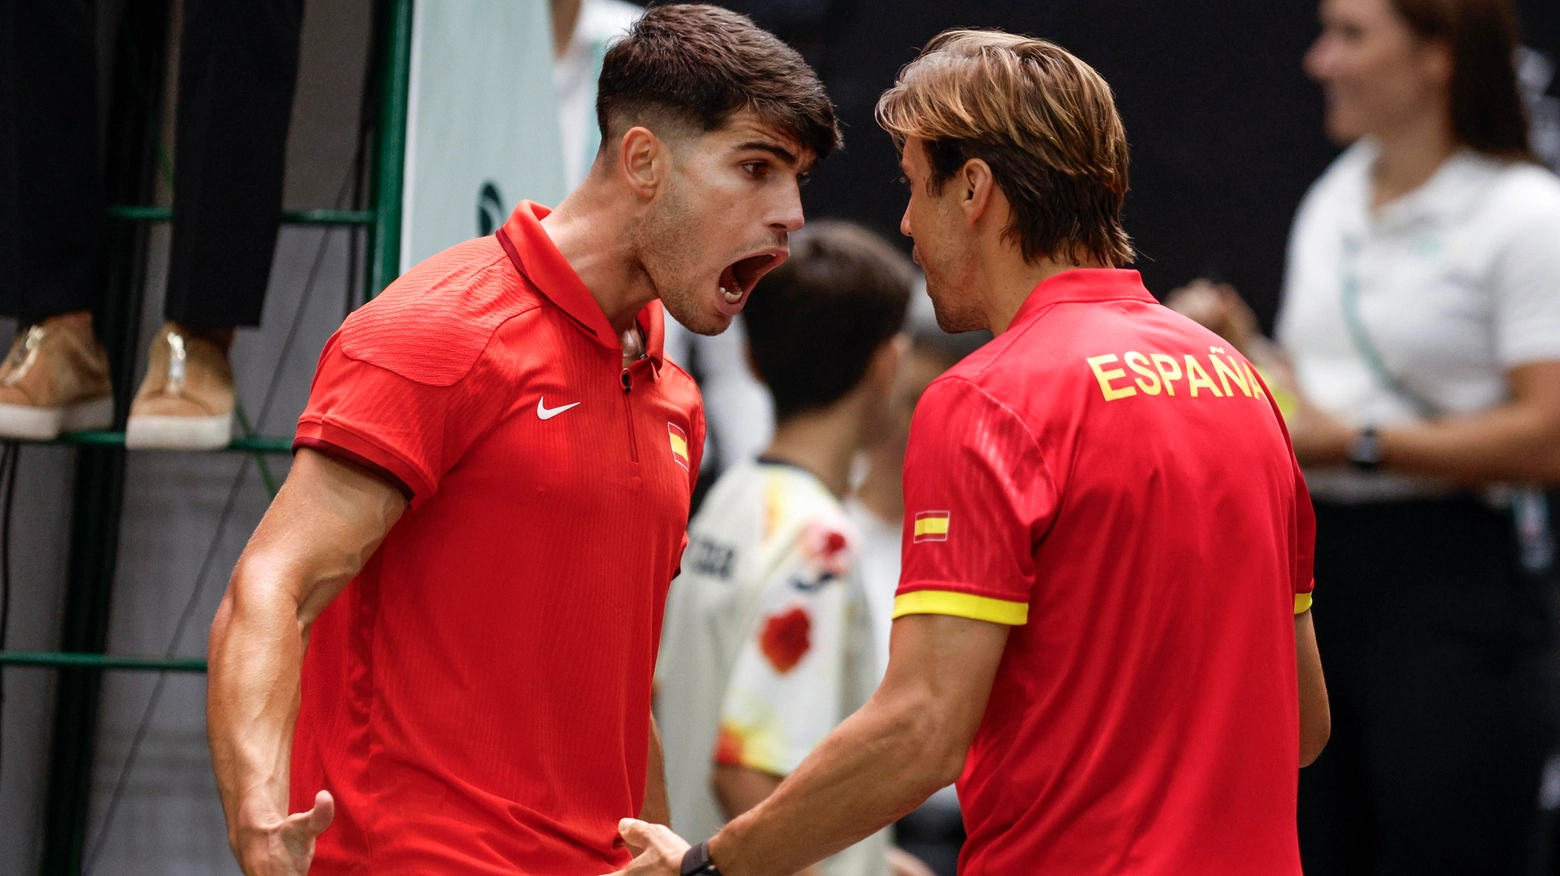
[1296,610,1329,767]
[614,614,1007,876]
[642,714,671,826]
[207,448,406,874]
[711,766,823,876]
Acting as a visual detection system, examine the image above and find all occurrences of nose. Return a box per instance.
[899,202,913,238]
[770,182,805,234]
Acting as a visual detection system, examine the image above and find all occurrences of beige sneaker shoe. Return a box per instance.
[0,315,115,440]
[124,322,235,450]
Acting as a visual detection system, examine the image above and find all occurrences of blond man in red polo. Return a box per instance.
[617,30,1329,876]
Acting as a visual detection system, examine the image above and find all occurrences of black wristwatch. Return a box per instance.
[1347,425,1384,471]
[681,840,723,876]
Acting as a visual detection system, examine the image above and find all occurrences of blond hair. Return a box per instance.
[876,30,1134,267]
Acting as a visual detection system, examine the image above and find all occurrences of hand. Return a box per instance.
[886,845,938,876]
[235,790,335,876]
[602,818,691,876]
[1163,279,1261,355]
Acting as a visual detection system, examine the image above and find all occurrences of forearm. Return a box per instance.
[642,714,670,826]
[207,568,309,851]
[1378,403,1560,484]
[709,695,957,876]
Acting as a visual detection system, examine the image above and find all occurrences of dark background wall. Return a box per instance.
[724,0,1560,332]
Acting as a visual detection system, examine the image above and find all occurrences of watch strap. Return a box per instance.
[681,840,721,876]
[1347,425,1384,471]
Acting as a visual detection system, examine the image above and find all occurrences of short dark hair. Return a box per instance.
[744,221,913,421]
[1390,0,1532,160]
[596,4,841,162]
[876,30,1134,267]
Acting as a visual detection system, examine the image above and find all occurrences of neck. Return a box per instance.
[980,248,1098,335]
[541,181,659,335]
[1371,110,1457,209]
[762,397,872,500]
[852,440,905,523]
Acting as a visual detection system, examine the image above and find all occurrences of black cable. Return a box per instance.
[0,442,19,794]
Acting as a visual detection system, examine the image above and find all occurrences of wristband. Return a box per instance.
[1347,425,1384,471]
[681,840,722,875]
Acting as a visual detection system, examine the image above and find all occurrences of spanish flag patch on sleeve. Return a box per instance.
[668,423,690,470]
[913,510,950,543]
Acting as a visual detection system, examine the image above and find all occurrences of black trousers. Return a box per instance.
[1299,497,1557,876]
[0,0,303,329]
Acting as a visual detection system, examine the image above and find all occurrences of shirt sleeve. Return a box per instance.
[714,522,857,777]
[1249,367,1318,615]
[893,377,1058,626]
[1492,199,1560,368]
[293,329,504,508]
[1291,453,1317,615]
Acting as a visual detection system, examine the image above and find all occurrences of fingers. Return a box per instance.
[611,818,689,875]
[280,789,335,842]
[617,817,654,854]
[307,790,335,836]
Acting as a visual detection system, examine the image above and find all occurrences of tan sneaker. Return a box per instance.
[0,315,115,440]
[124,322,234,450]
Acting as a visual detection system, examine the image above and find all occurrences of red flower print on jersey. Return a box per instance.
[760,607,812,673]
[804,525,851,577]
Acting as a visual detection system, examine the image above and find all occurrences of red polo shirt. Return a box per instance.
[290,202,705,874]
[895,269,1314,875]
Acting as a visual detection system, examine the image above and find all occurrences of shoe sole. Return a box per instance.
[0,396,114,441]
[124,412,233,450]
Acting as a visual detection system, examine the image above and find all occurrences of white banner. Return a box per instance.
[401,0,568,272]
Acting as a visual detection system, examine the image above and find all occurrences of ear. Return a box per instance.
[1419,38,1453,91]
[617,126,669,199]
[956,158,997,228]
[867,332,910,395]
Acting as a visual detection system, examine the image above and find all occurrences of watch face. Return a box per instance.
[1348,430,1383,468]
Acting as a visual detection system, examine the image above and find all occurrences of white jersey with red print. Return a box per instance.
[655,459,888,876]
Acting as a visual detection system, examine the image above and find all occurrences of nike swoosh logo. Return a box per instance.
[536,398,581,420]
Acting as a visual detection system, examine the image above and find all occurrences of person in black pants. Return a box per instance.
[1169,0,1560,870]
[0,0,303,449]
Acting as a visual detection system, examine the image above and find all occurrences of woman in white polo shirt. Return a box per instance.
[1268,0,1560,872]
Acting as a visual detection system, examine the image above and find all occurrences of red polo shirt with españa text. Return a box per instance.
[290,202,704,874]
[895,269,1314,875]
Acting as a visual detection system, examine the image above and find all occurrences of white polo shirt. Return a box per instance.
[1276,140,1560,501]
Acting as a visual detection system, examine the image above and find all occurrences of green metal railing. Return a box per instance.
[0,651,207,673]
[108,205,377,226]
[6,2,415,873]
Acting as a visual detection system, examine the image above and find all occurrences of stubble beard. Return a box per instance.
[634,180,730,336]
[923,244,986,334]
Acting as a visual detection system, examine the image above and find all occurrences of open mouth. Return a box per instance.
[718,251,784,309]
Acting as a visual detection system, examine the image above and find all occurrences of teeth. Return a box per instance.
[721,285,742,303]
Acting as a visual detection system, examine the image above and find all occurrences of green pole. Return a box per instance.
[368,0,414,301]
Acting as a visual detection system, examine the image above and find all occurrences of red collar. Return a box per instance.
[1009,268,1155,328]
[496,201,665,365]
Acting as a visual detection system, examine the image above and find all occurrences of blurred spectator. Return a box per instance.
[0,1,304,448]
[655,221,932,876]
[551,0,642,189]
[1169,0,1560,872]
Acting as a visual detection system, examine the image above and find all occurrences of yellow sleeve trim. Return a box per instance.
[892,590,1029,626]
[1294,592,1313,615]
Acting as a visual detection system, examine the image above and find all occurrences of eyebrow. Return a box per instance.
[734,140,799,167]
